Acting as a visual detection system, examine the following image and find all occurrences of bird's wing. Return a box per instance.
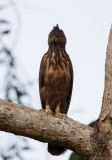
[39,53,47,109]
[67,57,73,107]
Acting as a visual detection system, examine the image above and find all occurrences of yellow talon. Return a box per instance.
[40,109,52,114]
[46,109,52,114]
[55,112,66,117]
[39,109,46,112]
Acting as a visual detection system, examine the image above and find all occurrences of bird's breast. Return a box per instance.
[44,51,71,91]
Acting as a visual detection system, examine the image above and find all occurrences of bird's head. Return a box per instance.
[48,24,66,48]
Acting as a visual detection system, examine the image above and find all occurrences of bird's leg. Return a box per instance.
[56,112,66,117]
[45,105,52,114]
[39,109,46,112]
[40,105,52,114]
[55,104,66,117]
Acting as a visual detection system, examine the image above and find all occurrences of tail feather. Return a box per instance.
[48,143,66,156]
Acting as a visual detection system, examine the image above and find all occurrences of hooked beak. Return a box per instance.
[52,36,57,42]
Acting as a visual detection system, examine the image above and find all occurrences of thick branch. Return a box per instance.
[99,25,112,119]
[0,98,93,159]
[94,25,112,159]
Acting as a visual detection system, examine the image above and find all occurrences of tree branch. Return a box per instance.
[95,25,112,127]
[0,98,93,159]
[93,25,112,159]
[99,25,112,118]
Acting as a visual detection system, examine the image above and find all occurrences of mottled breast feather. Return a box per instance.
[39,46,73,113]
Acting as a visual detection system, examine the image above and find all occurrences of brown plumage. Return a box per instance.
[39,24,73,156]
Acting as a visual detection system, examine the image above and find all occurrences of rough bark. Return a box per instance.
[0,99,93,159]
[93,25,112,159]
[0,26,112,160]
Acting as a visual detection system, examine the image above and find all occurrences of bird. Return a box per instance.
[39,24,73,156]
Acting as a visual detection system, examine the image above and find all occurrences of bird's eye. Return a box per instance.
[49,36,52,39]
[57,36,62,40]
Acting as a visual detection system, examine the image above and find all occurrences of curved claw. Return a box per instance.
[46,109,52,114]
[40,109,52,114]
[55,112,66,117]
[39,109,46,112]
